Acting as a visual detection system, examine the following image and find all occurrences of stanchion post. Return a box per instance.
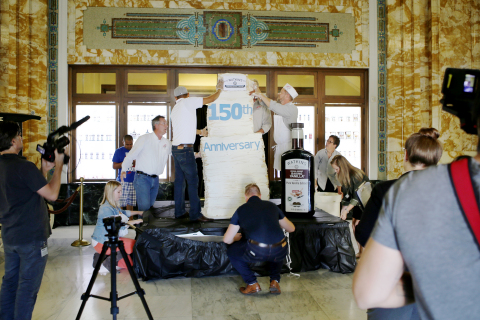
[72,177,91,247]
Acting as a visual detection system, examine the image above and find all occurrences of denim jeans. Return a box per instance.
[133,173,159,211]
[227,239,288,285]
[172,146,201,220]
[0,240,48,320]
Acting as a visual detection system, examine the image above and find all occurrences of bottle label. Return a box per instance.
[285,159,309,212]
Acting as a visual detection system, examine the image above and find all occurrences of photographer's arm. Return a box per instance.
[41,158,55,178]
[37,150,64,201]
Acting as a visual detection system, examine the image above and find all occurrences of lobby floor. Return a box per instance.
[0,226,366,320]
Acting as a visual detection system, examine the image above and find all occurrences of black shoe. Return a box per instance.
[194,214,214,222]
[176,212,189,219]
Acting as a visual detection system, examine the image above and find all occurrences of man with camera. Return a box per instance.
[0,121,65,320]
[353,69,480,320]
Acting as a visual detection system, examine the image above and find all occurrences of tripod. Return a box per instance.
[76,233,153,320]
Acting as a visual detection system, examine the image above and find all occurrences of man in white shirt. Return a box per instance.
[170,86,221,222]
[121,116,171,211]
[251,84,299,171]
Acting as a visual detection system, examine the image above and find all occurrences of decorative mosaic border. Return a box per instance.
[84,8,354,53]
[377,0,387,179]
[47,0,58,134]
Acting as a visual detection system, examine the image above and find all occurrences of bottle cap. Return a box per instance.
[291,123,304,129]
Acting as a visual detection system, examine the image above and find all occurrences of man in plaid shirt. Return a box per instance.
[113,135,136,210]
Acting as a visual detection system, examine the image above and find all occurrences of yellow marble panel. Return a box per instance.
[0,0,48,167]
[386,151,404,180]
[386,0,479,178]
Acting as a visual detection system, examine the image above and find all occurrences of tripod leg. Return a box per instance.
[110,242,119,319]
[76,243,109,320]
[118,242,154,320]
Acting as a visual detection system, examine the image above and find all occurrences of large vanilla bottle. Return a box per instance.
[280,123,315,218]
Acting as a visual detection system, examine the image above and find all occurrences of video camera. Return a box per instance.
[103,215,124,239]
[37,116,90,164]
[441,68,480,134]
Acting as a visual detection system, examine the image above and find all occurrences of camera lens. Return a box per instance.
[55,136,70,150]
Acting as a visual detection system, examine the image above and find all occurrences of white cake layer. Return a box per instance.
[201,134,270,219]
[207,90,254,138]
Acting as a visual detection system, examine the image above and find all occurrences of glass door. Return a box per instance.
[325,106,362,169]
[296,106,316,156]
[75,104,116,180]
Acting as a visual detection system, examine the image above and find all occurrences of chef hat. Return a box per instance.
[283,83,298,100]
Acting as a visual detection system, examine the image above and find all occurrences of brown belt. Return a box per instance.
[249,238,287,248]
[175,144,194,149]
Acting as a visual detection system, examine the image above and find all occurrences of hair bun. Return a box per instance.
[418,127,440,140]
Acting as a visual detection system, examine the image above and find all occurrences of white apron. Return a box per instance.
[273,115,292,171]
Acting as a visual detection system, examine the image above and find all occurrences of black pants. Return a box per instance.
[317,178,336,192]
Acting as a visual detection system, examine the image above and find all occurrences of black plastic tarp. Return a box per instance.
[133,212,356,280]
[133,228,233,280]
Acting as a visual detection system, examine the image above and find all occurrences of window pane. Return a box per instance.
[75,105,116,180]
[296,106,316,156]
[247,74,267,93]
[325,106,361,168]
[278,74,315,96]
[127,73,167,94]
[325,76,361,96]
[76,73,116,94]
[178,73,217,95]
[128,104,168,179]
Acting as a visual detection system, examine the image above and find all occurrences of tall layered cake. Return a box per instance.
[200,74,270,219]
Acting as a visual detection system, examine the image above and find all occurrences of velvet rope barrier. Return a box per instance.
[71,177,91,247]
[47,186,80,215]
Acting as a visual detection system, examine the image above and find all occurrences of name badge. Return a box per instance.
[41,241,48,257]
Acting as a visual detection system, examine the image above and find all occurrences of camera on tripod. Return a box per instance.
[103,215,125,238]
[441,68,480,134]
[37,115,90,164]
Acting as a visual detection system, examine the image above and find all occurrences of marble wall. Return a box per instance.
[0,0,48,166]
[68,0,369,68]
[386,0,480,179]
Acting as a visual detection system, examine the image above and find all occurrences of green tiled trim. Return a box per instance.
[47,0,58,133]
[378,0,387,179]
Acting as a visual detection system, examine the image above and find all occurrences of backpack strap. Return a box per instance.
[448,158,480,250]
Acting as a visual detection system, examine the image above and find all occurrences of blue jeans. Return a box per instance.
[227,239,288,285]
[172,146,201,220]
[0,240,48,320]
[133,173,159,211]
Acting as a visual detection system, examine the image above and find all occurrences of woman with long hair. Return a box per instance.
[91,181,143,272]
[330,155,369,221]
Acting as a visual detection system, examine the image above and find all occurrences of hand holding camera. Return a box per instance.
[37,116,90,164]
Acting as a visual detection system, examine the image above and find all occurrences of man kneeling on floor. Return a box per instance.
[223,183,295,295]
